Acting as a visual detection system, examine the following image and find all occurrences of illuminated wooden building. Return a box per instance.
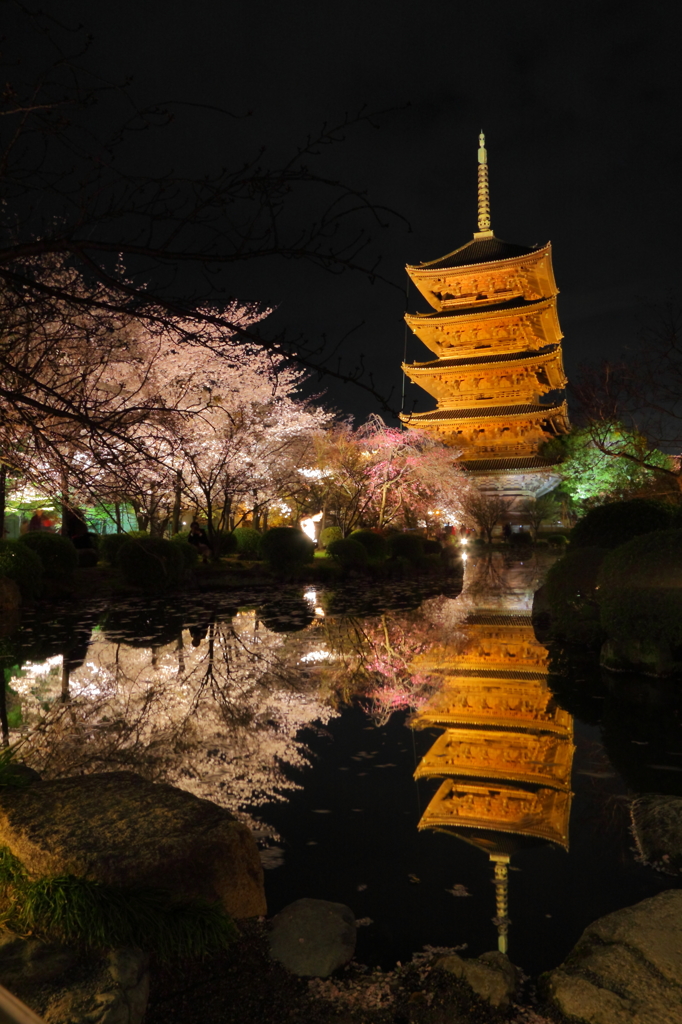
[411,610,574,953]
[400,134,569,498]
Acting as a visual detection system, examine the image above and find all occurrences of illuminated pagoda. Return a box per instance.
[400,133,569,499]
[410,608,574,953]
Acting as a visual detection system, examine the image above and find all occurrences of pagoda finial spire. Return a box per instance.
[476,131,493,238]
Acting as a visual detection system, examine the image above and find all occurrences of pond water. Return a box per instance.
[3,553,681,976]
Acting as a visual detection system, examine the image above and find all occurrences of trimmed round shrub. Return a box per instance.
[170,538,199,571]
[18,532,77,578]
[327,538,368,568]
[423,539,443,555]
[76,548,99,568]
[388,533,424,563]
[350,530,389,561]
[570,499,674,550]
[544,547,608,644]
[319,526,343,549]
[117,537,184,590]
[232,527,262,557]
[259,527,314,570]
[0,540,43,600]
[597,529,682,648]
[100,533,134,566]
[548,534,568,548]
[212,530,237,557]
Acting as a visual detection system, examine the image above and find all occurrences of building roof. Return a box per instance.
[410,236,541,271]
[407,295,537,321]
[461,455,559,472]
[407,345,559,371]
[403,403,565,422]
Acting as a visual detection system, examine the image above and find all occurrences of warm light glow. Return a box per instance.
[461,537,468,546]
[314,607,325,618]
[304,589,317,604]
[300,649,332,663]
[300,511,323,542]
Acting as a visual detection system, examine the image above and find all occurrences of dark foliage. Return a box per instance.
[100,533,135,566]
[569,499,675,550]
[327,538,368,568]
[387,533,424,563]
[349,530,389,561]
[76,548,99,568]
[18,532,77,578]
[171,539,200,571]
[597,529,682,647]
[422,539,443,555]
[544,547,608,645]
[118,538,184,590]
[212,531,238,557]
[318,526,343,549]
[259,528,314,570]
[232,528,262,558]
[0,540,43,600]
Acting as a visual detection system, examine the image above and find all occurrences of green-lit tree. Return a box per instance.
[541,426,674,514]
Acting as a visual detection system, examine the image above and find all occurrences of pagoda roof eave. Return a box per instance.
[406,239,551,275]
[400,401,568,424]
[460,456,563,473]
[405,296,555,326]
[403,345,563,374]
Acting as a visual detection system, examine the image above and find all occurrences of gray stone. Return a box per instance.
[436,950,517,1009]
[269,898,356,977]
[42,948,149,1024]
[0,930,149,1024]
[0,926,78,991]
[545,889,682,1023]
[0,772,266,918]
[631,794,682,874]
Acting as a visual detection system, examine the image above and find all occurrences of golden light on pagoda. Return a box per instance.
[400,133,569,477]
[411,608,575,954]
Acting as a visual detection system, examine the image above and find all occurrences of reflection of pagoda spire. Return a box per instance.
[411,592,574,954]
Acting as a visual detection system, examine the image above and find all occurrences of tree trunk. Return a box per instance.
[60,467,69,536]
[0,463,6,540]
[172,472,182,535]
[0,679,9,747]
[115,502,122,534]
[61,662,70,703]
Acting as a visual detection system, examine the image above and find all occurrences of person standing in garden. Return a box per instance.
[188,521,211,563]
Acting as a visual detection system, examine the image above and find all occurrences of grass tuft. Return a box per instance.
[0,846,236,960]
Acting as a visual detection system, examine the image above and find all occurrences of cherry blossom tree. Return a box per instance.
[311,416,470,533]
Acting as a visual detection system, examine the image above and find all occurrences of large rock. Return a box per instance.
[0,929,149,1024]
[545,889,682,1023]
[436,950,517,1009]
[631,794,682,874]
[269,898,356,977]
[0,772,265,918]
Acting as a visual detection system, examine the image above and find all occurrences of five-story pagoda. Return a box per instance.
[400,134,569,494]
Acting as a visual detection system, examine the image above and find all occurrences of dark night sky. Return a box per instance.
[66,1,682,421]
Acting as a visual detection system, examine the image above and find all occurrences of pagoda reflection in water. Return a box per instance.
[410,556,574,953]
